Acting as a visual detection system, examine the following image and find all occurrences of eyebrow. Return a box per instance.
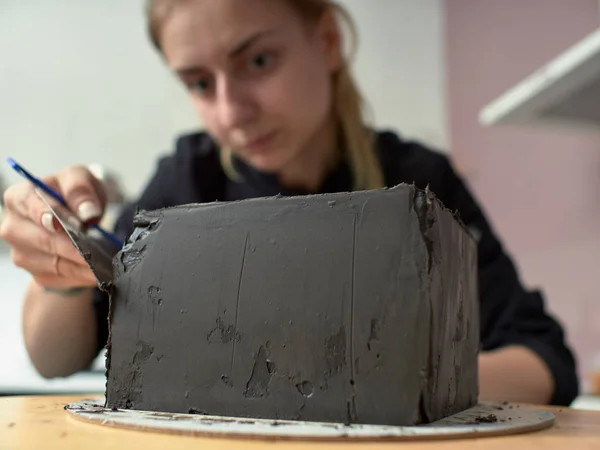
[175,28,280,76]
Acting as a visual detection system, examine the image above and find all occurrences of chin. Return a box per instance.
[240,154,288,174]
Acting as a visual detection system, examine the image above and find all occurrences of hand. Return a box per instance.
[1,165,108,289]
[479,346,554,404]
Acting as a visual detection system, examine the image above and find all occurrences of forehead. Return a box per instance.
[160,0,301,68]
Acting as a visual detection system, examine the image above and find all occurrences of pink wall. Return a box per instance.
[445,0,600,391]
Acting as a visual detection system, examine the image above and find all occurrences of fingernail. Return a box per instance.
[41,213,57,233]
[77,201,101,222]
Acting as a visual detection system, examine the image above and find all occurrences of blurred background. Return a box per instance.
[0,0,599,407]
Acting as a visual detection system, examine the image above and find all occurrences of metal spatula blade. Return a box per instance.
[35,188,118,287]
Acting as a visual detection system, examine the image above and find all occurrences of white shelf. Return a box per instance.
[0,362,105,395]
[571,395,600,411]
[479,28,600,130]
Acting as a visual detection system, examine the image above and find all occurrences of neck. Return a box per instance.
[277,117,339,192]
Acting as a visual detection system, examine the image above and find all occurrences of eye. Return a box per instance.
[249,53,273,70]
[190,79,211,95]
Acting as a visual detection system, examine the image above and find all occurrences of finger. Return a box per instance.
[3,181,37,218]
[1,214,85,264]
[2,177,72,234]
[56,166,107,225]
[26,188,82,234]
[33,273,97,290]
[12,248,96,285]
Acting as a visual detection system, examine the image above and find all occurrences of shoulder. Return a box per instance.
[374,129,457,201]
[162,131,221,174]
[150,131,225,204]
[115,131,224,238]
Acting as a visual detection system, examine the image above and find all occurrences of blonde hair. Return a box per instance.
[146,0,384,191]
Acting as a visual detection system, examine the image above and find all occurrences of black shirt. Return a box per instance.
[94,130,578,405]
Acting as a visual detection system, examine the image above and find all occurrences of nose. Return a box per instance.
[215,76,258,130]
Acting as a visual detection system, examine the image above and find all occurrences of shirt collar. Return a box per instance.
[231,154,353,197]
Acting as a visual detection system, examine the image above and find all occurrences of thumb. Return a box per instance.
[55,165,108,225]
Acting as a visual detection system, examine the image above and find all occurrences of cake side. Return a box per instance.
[105,184,478,426]
[414,188,480,423]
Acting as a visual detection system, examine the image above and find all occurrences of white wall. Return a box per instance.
[0,0,197,197]
[0,0,448,198]
[340,0,448,151]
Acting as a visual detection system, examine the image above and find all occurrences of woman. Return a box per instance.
[1,0,578,405]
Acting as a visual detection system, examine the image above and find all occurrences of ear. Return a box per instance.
[316,8,343,72]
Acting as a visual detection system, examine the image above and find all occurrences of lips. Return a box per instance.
[241,130,278,153]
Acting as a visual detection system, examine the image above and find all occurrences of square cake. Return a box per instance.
[104,184,479,426]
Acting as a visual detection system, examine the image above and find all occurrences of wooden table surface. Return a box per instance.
[1,395,600,449]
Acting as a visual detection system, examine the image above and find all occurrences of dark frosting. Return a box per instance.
[105,184,479,426]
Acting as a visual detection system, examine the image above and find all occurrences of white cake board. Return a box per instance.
[65,398,554,441]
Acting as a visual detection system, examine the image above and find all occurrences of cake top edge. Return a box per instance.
[130,182,475,242]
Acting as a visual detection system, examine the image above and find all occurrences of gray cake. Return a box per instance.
[104,184,480,426]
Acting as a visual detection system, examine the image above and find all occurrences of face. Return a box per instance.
[160,0,341,173]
